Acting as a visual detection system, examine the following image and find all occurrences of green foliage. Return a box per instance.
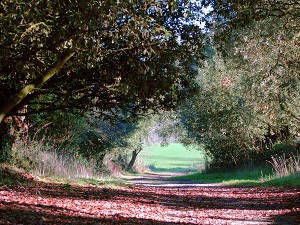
[0,0,205,167]
[272,143,297,157]
[58,115,136,170]
[25,111,160,175]
[0,133,14,162]
[202,0,299,54]
[0,0,203,123]
[177,1,299,171]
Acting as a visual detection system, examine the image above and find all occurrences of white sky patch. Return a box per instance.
[194,3,213,28]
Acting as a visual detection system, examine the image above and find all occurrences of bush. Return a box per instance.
[272,142,297,157]
[204,137,300,173]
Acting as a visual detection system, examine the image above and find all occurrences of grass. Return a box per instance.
[170,164,300,187]
[140,143,205,173]
[47,176,133,188]
[4,137,299,188]
[170,167,266,183]
[264,172,300,186]
[0,163,133,188]
[140,143,300,187]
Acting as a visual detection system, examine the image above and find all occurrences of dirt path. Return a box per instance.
[122,172,300,224]
[122,172,220,187]
[0,173,299,224]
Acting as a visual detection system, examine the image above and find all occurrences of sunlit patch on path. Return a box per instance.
[0,174,299,224]
[123,172,220,187]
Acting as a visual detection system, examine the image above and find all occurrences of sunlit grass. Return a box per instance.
[140,143,205,172]
[137,142,300,187]
[263,172,300,186]
[30,174,134,188]
[170,166,300,187]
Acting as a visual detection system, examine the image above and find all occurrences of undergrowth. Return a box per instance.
[0,138,132,187]
[9,139,98,179]
[0,163,133,188]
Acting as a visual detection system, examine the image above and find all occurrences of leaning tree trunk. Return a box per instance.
[126,149,139,172]
[0,51,74,161]
[127,142,143,172]
[0,51,75,123]
[96,152,107,171]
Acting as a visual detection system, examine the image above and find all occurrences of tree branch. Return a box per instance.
[0,51,75,123]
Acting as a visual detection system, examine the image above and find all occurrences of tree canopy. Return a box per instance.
[2,0,299,172]
[0,0,204,123]
[177,0,300,170]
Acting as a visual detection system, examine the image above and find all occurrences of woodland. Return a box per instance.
[0,0,299,224]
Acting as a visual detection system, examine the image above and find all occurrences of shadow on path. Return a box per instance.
[123,172,220,187]
[0,172,299,224]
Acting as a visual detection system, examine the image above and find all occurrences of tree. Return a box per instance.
[203,0,300,136]
[0,0,203,121]
[201,0,299,42]
[69,116,135,170]
[178,0,299,170]
[115,114,158,172]
[0,0,205,158]
[126,140,143,172]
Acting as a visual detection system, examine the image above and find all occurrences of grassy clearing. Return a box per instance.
[263,172,300,186]
[140,143,205,173]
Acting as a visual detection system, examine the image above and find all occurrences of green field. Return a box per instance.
[140,143,205,173]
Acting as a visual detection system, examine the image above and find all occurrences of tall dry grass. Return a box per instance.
[11,139,98,179]
[268,153,300,178]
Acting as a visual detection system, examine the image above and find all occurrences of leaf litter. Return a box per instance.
[0,176,299,225]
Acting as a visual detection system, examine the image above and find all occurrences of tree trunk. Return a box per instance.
[0,112,30,163]
[0,119,14,162]
[127,149,139,172]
